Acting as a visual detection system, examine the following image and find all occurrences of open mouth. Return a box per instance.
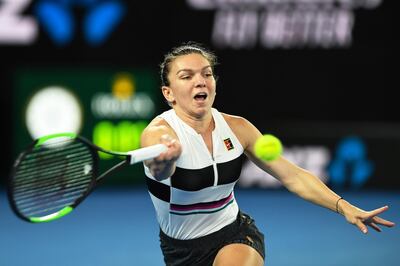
[194,92,208,101]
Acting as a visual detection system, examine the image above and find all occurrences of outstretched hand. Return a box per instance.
[157,134,182,162]
[339,201,395,234]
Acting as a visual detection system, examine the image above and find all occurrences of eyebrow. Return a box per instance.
[176,65,212,75]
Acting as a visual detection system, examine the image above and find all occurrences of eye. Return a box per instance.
[180,75,191,80]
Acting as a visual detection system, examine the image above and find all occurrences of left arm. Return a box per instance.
[225,114,395,234]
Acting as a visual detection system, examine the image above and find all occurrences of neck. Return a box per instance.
[173,107,214,134]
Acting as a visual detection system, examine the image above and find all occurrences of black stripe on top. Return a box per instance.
[146,154,245,202]
[171,166,214,192]
[217,154,245,185]
[171,154,245,192]
[146,177,170,202]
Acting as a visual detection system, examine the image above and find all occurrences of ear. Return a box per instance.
[161,86,175,104]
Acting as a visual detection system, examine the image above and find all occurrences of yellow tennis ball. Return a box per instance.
[254,134,283,161]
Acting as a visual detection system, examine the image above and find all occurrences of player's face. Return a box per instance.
[163,53,216,119]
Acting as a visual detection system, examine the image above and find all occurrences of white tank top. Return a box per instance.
[144,108,244,240]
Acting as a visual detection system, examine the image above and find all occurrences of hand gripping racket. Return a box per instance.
[8,132,167,223]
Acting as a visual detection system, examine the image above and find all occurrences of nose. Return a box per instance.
[194,75,206,87]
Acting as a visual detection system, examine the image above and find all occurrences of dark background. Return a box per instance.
[1,3,398,265]
[0,0,398,187]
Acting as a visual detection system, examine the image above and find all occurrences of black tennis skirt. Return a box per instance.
[159,210,265,266]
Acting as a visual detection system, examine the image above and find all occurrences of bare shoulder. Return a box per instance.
[220,112,261,149]
[221,113,248,127]
[145,116,170,130]
[221,112,255,132]
[141,116,177,146]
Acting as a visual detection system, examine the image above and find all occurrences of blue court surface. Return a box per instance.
[0,187,398,266]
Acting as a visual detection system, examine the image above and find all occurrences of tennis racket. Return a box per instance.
[8,132,167,223]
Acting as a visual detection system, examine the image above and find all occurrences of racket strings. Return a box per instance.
[17,193,86,216]
[14,145,91,193]
[11,139,95,218]
[15,144,90,173]
[14,157,93,192]
[14,172,91,199]
[14,182,90,206]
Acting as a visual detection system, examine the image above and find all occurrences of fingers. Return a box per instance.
[367,206,389,218]
[353,205,395,234]
[363,206,395,227]
[156,134,182,162]
[344,204,395,234]
[372,216,396,227]
[355,220,368,234]
[368,222,382,233]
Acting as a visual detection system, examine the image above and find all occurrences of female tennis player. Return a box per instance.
[140,42,395,266]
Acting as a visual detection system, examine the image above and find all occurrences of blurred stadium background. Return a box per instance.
[0,0,398,265]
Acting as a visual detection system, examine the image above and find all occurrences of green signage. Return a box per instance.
[13,68,161,185]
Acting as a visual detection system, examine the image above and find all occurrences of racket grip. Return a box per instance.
[128,144,168,164]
